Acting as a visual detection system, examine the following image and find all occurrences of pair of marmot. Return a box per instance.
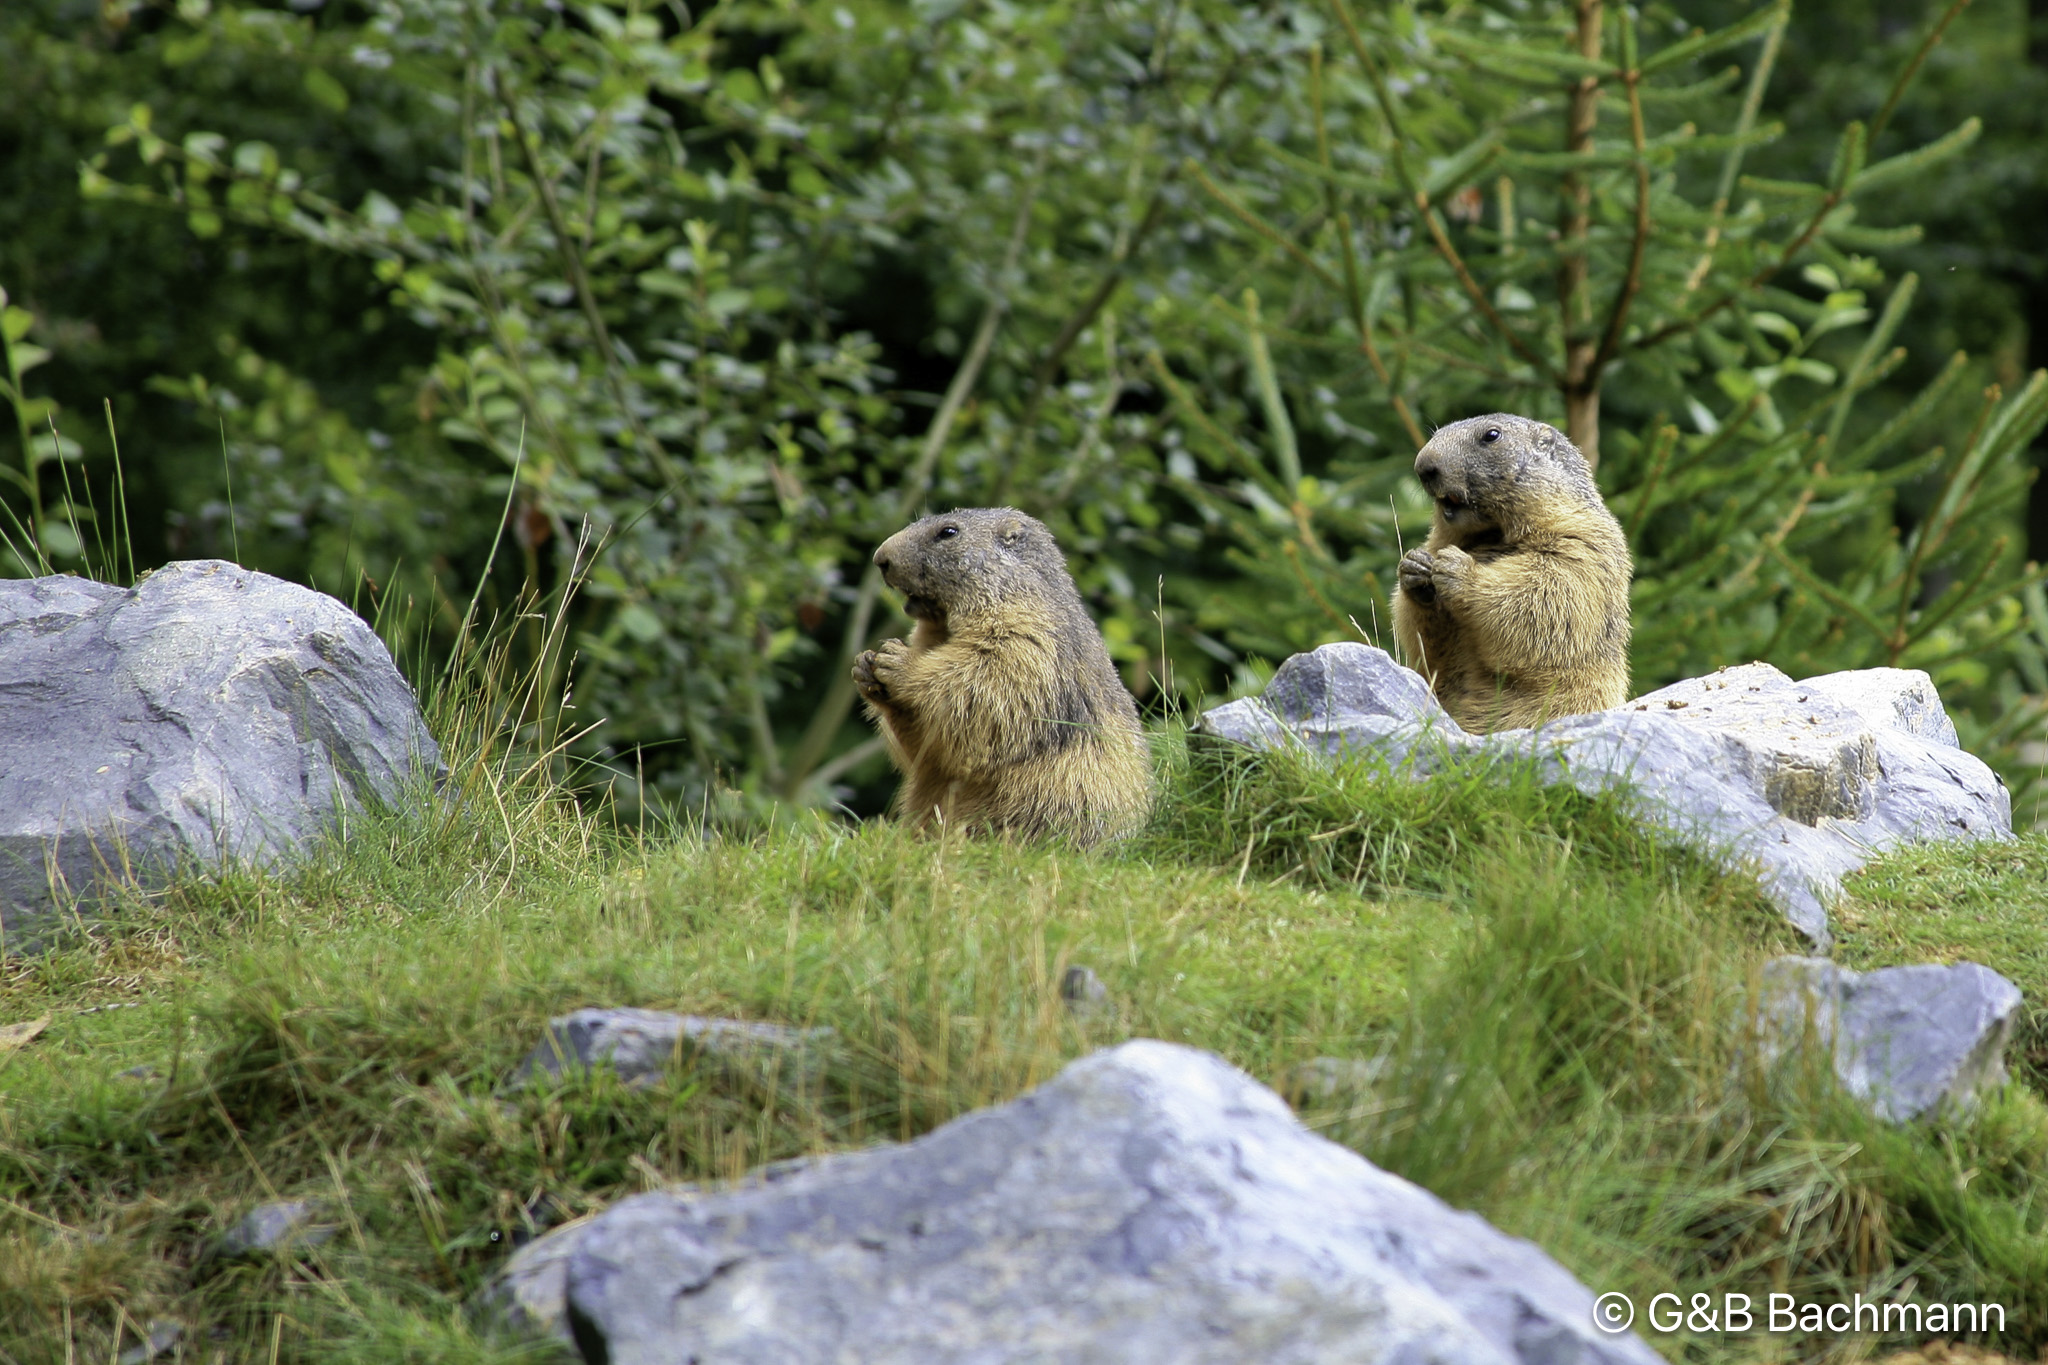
[854,415,1629,842]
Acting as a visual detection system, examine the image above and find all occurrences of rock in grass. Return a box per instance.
[214,1199,336,1260]
[116,1321,184,1365]
[1756,957,2023,1122]
[509,1007,835,1090]
[1057,964,1111,1019]
[0,561,443,950]
[1198,645,2011,946]
[488,1040,1659,1365]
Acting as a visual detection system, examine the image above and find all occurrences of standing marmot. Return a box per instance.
[853,508,1152,844]
[1390,414,1631,732]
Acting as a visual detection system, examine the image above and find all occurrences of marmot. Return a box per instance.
[853,508,1152,844]
[1390,414,1631,732]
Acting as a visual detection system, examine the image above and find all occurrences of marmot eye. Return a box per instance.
[1481,427,1501,444]
[936,525,959,540]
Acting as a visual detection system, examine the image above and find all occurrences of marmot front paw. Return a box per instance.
[1397,548,1438,605]
[852,650,887,703]
[853,639,911,704]
[1428,544,1473,599]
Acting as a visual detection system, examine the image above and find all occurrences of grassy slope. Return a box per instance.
[1,736,2045,1364]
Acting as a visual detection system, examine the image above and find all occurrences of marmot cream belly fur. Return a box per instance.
[1390,414,1632,732]
[854,508,1152,843]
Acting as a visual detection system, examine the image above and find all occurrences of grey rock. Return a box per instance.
[114,1064,157,1082]
[1197,646,2012,945]
[116,1321,183,1365]
[1200,642,1469,761]
[1755,956,2023,1122]
[484,1213,594,1345]
[493,1040,1659,1365]
[215,1199,335,1259]
[1058,964,1111,1019]
[510,1007,835,1089]
[0,561,444,949]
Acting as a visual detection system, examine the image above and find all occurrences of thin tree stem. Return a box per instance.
[1590,66,1651,380]
[1682,1,1787,295]
[1329,0,1556,383]
[499,76,679,489]
[780,165,1044,796]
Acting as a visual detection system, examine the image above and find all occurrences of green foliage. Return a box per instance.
[2,0,2045,814]
[34,0,1321,812]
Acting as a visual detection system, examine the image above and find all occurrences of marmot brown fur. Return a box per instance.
[853,508,1152,843]
[1390,414,1631,732]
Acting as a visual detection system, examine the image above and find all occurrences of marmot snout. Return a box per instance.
[1391,414,1631,731]
[854,508,1152,844]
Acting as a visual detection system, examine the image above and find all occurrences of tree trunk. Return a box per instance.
[1563,385,1601,466]
[1558,0,1604,467]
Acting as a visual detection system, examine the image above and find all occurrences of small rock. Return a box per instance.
[509,1007,834,1090]
[115,1064,157,1082]
[116,1321,183,1365]
[1755,957,2023,1122]
[214,1200,336,1259]
[1198,642,1466,756]
[1058,965,1111,1018]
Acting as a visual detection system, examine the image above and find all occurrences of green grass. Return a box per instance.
[3,732,2046,1364]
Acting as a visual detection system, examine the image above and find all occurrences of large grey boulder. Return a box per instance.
[487,1040,1660,1365]
[1755,957,2023,1122]
[0,561,443,948]
[1198,645,2010,945]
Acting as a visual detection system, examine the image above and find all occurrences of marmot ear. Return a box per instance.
[996,516,1026,546]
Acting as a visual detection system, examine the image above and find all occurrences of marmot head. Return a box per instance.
[873,507,1076,626]
[1413,414,1598,531]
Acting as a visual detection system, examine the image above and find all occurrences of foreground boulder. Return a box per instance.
[1199,644,2010,944]
[1756,957,2023,1122]
[0,561,443,948]
[487,1040,1659,1365]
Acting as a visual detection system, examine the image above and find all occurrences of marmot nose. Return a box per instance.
[1415,456,1441,491]
[873,548,890,572]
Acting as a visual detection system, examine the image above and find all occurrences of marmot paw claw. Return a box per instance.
[852,649,888,703]
[1398,548,1438,604]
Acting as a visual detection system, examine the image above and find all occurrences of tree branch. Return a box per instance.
[1329,0,1557,383]
[1681,1,1787,295]
[1590,65,1651,377]
[1314,31,1424,448]
[498,75,679,489]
